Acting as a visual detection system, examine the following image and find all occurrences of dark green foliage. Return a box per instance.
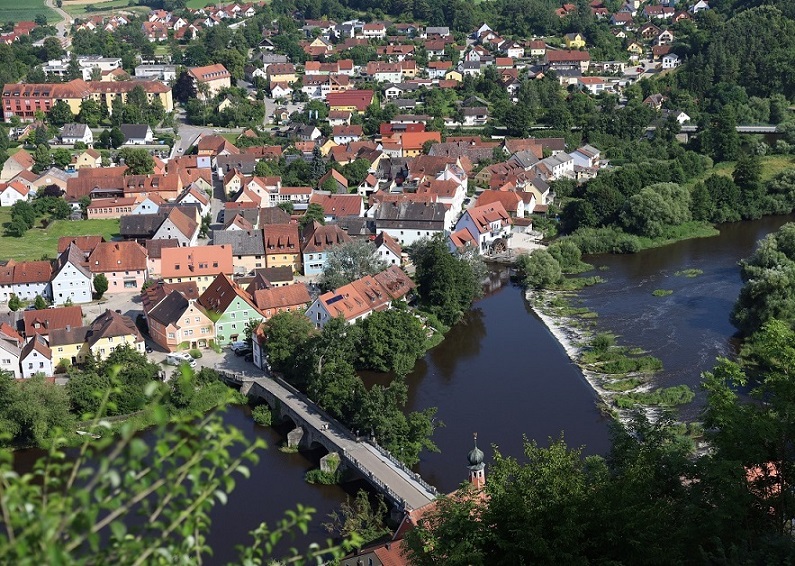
[732,222,795,336]
[118,148,155,175]
[299,203,326,228]
[93,273,109,299]
[0,373,74,447]
[410,235,482,326]
[515,249,562,289]
[7,294,20,311]
[358,310,427,375]
[33,295,46,310]
[251,405,272,426]
[620,183,692,238]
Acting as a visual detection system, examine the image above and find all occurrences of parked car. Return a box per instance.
[230,341,248,353]
[165,353,196,368]
[244,353,253,363]
[235,347,252,358]
[145,345,153,353]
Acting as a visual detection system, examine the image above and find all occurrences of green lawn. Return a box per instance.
[61,0,149,17]
[686,154,795,189]
[0,208,120,262]
[185,0,214,8]
[0,0,58,22]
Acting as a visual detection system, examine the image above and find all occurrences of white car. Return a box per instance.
[165,353,196,368]
[230,341,247,353]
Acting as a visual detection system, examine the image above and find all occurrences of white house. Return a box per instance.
[374,231,402,266]
[120,124,154,145]
[448,201,512,254]
[0,339,21,379]
[11,261,52,302]
[60,123,93,146]
[131,194,164,215]
[571,144,601,169]
[0,181,29,207]
[20,334,53,378]
[270,82,292,99]
[51,245,93,306]
[689,0,710,13]
[534,152,575,181]
[176,185,211,217]
[662,53,680,70]
[152,209,199,247]
[362,23,386,38]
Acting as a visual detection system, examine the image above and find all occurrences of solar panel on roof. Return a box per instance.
[327,294,344,305]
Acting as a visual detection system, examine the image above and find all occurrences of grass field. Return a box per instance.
[186,0,214,8]
[0,0,58,23]
[686,154,795,189]
[61,0,148,17]
[0,208,120,262]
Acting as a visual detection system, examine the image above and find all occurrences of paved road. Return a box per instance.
[44,0,72,47]
[248,375,438,510]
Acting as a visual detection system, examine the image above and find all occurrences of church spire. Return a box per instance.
[467,433,485,489]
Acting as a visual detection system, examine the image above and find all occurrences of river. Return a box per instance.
[578,213,795,420]
[14,214,793,562]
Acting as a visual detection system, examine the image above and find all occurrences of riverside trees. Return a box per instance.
[264,312,439,466]
[732,222,795,336]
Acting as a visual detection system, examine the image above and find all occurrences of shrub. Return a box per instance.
[591,333,615,353]
[652,289,673,297]
[189,349,202,359]
[251,405,272,426]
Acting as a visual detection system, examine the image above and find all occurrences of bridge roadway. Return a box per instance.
[230,373,438,511]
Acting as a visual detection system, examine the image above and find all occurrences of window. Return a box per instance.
[195,317,200,322]
[168,333,175,339]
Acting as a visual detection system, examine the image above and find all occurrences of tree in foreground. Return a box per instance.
[93,273,109,299]
[0,370,360,563]
[118,148,155,175]
[319,239,386,291]
[515,249,562,289]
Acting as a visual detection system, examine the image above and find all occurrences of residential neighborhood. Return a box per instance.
[1,0,795,562]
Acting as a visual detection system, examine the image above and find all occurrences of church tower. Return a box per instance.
[467,433,485,489]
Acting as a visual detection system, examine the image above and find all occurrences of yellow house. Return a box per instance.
[48,309,145,366]
[49,326,90,367]
[445,70,463,82]
[73,148,102,169]
[263,224,301,272]
[266,64,298,85]
[627,42,644,56]
[319,138,338,157]
[87,315,145,361]
[564,33,586,49]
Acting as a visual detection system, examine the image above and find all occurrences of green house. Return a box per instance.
[198,274,262,344]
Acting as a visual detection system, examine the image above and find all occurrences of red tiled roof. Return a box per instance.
[23,306,83,337]
[88,241,148,273]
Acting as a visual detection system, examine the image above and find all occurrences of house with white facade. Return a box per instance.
[151,208,199,247]
[304,266,414,329]
[20,334,52,378]
[11,261,52,302]
[448,201,512,254]
[374,231,402,266]
[0,338,20,378]
[662,53,680,69]
[0,181,29,207]
[130,194,165,216]
[51,244,93,306]
[60,123,93,146]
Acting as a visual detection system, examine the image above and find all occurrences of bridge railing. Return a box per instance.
[366,441,440,498]
[344,451,407,510]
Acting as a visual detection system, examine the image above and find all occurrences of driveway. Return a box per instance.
[44,0,72,47]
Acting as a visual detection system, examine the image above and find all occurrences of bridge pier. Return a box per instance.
[287,426,305,448]
[240,381,254,396]
[320,452,341,474]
